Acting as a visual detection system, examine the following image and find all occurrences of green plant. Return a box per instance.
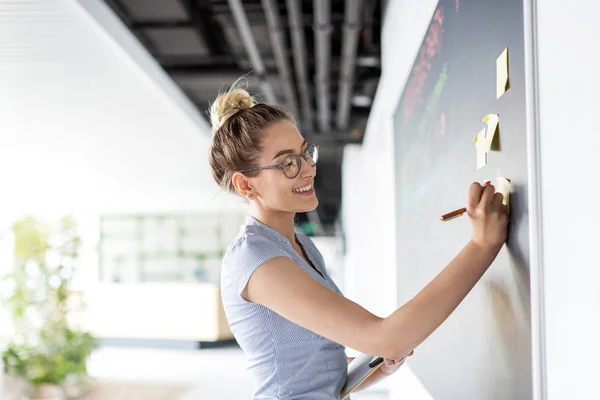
[1,216,98,387]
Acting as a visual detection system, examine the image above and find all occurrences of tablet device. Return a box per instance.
[340,353,384,399]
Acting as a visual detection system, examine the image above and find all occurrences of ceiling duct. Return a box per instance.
[313,0,332,133]
[336,0,364,130]
[286,0,315,130]
[262,0,298,112]
[227,0,277,103]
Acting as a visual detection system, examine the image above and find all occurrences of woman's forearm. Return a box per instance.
[380,240,502,359]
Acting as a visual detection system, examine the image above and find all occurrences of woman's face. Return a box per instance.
[249,120,318,213]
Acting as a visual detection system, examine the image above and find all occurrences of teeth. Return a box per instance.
[293,183,312,193]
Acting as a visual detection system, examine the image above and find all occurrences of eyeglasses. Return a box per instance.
[238,144,319,179]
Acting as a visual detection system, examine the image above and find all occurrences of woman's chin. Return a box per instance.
[297,197,319,213]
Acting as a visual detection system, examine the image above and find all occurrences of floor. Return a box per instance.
[2,345,388,399]
[86,345,388,400]
[78,380,192,400]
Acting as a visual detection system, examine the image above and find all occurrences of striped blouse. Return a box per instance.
[221,216,349,399]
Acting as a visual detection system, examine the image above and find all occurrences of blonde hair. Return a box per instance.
[208,79,295,195]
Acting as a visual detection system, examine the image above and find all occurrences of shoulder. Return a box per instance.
[224,226,290,269]
[222,226,292,295]
[226,226,278,254]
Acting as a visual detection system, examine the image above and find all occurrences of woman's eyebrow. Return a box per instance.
[271,140,307,161]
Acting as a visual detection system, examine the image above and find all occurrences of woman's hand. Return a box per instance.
[467,182,509,250]
[380,350,414,376]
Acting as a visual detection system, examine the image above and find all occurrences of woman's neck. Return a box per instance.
[249,208,297,244]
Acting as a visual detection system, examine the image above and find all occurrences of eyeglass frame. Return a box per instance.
[237,143,319,179]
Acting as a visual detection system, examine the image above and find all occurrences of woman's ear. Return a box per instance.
[232,172,254,198]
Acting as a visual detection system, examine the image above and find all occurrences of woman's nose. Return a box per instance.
[300,158,316,177]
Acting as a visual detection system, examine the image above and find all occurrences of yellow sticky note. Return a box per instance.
[496,48,510,99]
[483,114,499,139]
[496,177,511,214]
[474,114,500,169]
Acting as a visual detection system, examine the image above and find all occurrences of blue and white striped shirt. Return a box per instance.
[221,216,349,399]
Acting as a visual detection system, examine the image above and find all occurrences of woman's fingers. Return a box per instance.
[492,192,504,207]
[481,184,496,208]
[467,182,484,214]
[385,357,405,367]
[383,350,414,368]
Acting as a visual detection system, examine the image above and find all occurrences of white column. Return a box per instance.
[533,0,600,398]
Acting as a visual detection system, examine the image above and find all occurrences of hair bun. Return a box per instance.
[210,86,256,133]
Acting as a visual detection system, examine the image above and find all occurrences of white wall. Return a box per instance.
[341,1,438,398]
[0,0,243,220]
[534,1,600,398]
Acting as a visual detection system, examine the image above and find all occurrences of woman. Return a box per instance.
[209,82,508,399]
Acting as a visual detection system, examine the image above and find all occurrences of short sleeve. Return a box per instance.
[223,228,292,297]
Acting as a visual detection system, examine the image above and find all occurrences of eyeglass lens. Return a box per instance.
[281,145,318,178]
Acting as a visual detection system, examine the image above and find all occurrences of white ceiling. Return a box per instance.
[0,0,244,219]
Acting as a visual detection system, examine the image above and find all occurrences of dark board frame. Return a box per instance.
[392,1,533,399]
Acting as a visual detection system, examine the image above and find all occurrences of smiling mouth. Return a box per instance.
[292,182,313,193]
